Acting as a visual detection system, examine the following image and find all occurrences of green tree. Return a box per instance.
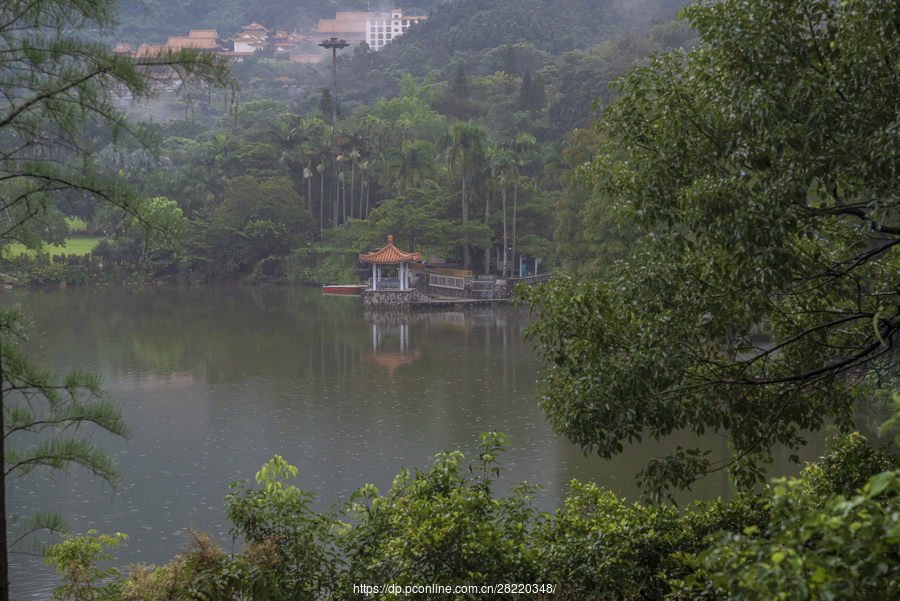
[213,176,312,269]
[383,140,439,196]
[490,146,519,277]
[442,121,489,270]
[518,68,533,111]
[236,99,289,133]
[554,128,640,278]
[449,62,469,100]
[195,133,240,178]
[224,455,342,600]
[509,132,536,273]
[502,45,517,93]
[523,0,900,501]
[0,0,233,592]
[356,196,452,258]
[317,87,341,120]
[2,310,131,596]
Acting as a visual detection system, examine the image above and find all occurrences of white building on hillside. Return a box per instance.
[366,10,426,51]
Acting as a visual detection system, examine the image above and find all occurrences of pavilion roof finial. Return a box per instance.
[359,234,421,264]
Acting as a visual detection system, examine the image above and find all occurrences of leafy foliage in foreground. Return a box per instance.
[46,426,900,600]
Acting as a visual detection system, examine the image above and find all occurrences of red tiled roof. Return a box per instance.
[166,36,221,50]
[359,235,421,264]
[134,44,168,58]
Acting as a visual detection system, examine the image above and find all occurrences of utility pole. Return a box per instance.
[318,37,350,229]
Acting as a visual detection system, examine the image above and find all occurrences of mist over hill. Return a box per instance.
[113,0,686,54]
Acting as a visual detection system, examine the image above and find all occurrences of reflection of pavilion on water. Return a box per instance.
[360,321,422,379]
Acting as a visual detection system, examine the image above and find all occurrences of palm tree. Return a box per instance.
[509,132,536,276]
[193,165,225,208]
[269,119,296,176]
[490,145,518,278]
[531,139,565,190]
[395,117,415,146]
[348,147,361,219]
[359,115,387,153]
[298,140,318,214]
[359,160,371,219]
[385,140,438,196]
[194,132,239,179]
[337,153,348,225]
[442,121,489,269]
[293,116,328,216]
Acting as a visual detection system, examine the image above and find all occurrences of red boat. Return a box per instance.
[322,284,366,296]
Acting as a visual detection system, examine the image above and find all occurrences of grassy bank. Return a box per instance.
[2,236,102,259]
[2,217,98,259]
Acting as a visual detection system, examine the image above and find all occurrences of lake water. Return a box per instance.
[2,285,882,598]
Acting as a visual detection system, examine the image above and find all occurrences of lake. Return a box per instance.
[2,285,878,598]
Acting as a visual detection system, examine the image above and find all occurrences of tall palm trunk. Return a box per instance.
[462,176,469,269]
[501,183,508,278]
[484,189,491,275]
[351,161,356,220]
[306,162,313,213]
[359,172,365,220]
[512,178,518,277]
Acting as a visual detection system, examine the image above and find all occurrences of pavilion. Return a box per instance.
[359,235,421,291]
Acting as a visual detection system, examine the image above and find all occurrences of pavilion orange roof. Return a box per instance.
[359,235,421,264]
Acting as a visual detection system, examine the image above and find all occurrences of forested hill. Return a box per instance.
[114,0,686,52]
[311,0,696,141]
[398,0,687,55]
[115,0,450,46]
[119,0,696,142]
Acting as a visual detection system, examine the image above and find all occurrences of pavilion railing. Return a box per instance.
[430,274,466,289]
[375,277,400,289]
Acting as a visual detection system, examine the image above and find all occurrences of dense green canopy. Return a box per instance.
[524,0,900,500]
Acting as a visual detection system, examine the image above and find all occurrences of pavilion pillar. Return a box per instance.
[400,263,405,291]
[372,263,377,290]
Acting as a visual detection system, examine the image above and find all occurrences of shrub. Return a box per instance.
[337,432,545,600]
[223,456,344,600]
[45,426,900,601]
[65,265,89,285]
[28,263,67,285]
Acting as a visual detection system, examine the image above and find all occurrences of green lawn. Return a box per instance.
[66,216,88,232]
[2,216,99,258]
[3,237,101,259]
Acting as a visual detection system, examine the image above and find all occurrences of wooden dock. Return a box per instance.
[410,297,513,309]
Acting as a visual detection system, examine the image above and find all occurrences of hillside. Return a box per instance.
[114,0,450,46]
[314,0,696,141]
